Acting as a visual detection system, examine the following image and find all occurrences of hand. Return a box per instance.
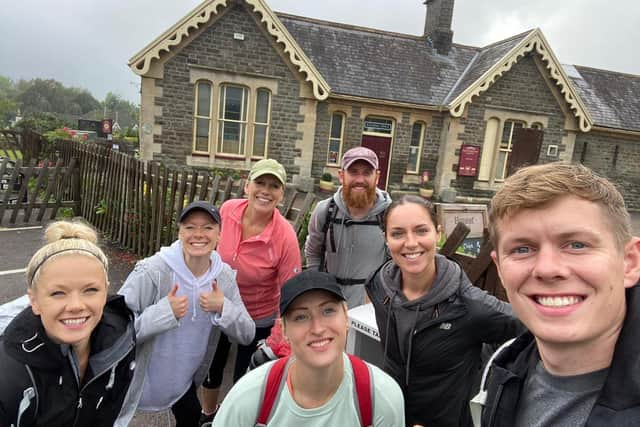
[168,284,188,319]
[199,280,225,313]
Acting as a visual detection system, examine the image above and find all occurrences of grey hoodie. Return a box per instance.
[305,186,391,307]
[115,241,255,426]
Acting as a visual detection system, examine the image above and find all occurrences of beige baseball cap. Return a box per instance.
[249,159,287,185]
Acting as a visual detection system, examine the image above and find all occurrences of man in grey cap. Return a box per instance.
[305,146,391,308]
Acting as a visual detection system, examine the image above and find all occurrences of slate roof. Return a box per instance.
[277,12,638,134]
[278,13,478,106]
[444,30,533,104]
[568,66,640,133]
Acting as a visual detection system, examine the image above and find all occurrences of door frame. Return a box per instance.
[361,115,395,190]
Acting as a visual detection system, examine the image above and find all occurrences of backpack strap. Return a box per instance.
[256,355,373,427]
[318,199,337,272]
[348,354,373,427]
[255,356,290,426]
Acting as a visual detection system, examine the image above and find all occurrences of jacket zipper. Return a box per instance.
[71,340,135,426]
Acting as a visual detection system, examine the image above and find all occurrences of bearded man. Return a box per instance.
[305,147,391,308]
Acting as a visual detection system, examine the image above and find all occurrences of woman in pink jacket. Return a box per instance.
[199,159,301,425]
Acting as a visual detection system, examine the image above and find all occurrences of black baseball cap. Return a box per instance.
[179,201,221,224]
[279,270,346,316]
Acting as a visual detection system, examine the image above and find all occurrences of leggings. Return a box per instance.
[171,383,201,427]
[203,325,272,387]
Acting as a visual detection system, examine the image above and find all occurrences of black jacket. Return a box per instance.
[366,255,523,427]
[0,295,136,427]
[481,285,640,427]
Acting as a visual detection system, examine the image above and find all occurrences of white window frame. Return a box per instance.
[327,112,346,166]
[217,84,250,157]
[407,121,425,174]
[477,110,549,187]
[252,88,271,158]
[494,120,526,182]
[192,81,213,154]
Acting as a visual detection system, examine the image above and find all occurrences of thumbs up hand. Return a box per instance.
[168,284,188,319]
[199,280,225,313]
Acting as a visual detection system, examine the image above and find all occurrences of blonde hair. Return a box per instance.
[26,220,109,289]
[489,162,631,250]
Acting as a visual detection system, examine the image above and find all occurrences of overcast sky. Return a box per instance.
[1,0,638,103]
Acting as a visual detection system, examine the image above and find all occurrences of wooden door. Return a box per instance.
[507,128,543,177]
[361,135,391,189]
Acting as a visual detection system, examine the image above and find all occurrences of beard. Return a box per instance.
[343,183,376,209]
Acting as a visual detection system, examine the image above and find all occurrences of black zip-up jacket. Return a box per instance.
[481,285,640,427]
[366,255,524,427]
[0,295,136,427]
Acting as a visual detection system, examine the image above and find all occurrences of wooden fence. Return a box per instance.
[0,157,80,225]
[439,222,506,301]
[47,140,315,257]
[1,130,504,296]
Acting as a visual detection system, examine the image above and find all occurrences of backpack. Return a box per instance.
[318,198,386,282]
[255,354,373,427]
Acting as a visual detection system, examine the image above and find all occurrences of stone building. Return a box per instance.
[129,0,640,208]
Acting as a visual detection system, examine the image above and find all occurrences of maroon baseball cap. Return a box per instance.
[341,147,379,170]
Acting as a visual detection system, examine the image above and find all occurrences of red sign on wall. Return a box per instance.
[458,144,480,177]
[101,119,113,135]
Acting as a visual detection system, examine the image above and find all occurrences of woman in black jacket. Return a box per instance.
[0,220,135,427]
[365,195,523,427]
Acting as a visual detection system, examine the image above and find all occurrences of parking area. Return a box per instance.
[0,226,43,303]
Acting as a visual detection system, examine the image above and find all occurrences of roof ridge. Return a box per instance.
[480,29,535,50]
[573,64,640,80]
[276,10,479,52]
[276,11,423,40]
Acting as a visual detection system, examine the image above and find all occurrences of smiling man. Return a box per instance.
[305,147,391,308]
[479,162,640,426]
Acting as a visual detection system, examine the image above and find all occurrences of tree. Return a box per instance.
[0,76,19,128]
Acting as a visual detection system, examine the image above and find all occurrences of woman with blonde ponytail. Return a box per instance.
[0,220,136,427]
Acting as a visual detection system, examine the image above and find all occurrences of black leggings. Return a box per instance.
[203,325,272,387]
[171,383,201,427]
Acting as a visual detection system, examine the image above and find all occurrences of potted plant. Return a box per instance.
[319,172,335,192]
[419,179,434,199]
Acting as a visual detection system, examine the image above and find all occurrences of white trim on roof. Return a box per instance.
[448,29,592,132]
[128,0,330,101]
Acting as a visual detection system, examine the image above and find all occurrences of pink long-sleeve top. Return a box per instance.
[217,198,302,320]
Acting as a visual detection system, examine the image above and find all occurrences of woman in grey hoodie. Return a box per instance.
[115,201,255,427]
[365,196,523,427]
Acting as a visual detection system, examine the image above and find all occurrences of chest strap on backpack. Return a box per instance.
[256,354,372,427]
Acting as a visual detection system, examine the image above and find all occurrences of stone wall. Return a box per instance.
[312,102,442,189]
[152,2,304,177]
[574,131,640,210]
[452,53,567,196]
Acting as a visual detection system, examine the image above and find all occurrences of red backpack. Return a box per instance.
[255,354,373,427]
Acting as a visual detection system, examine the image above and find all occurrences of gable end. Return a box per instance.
[129,0,330,101]
[449,29,593,132]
